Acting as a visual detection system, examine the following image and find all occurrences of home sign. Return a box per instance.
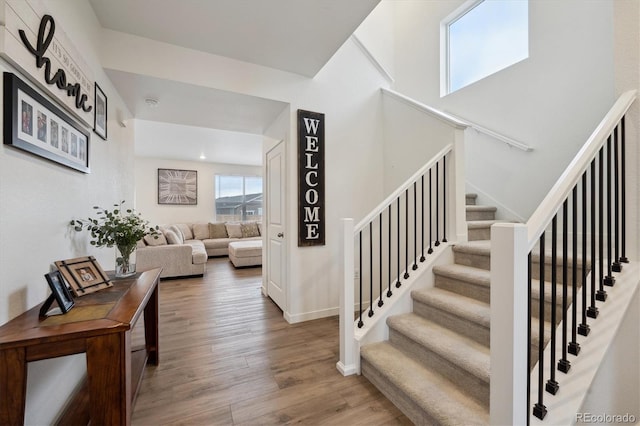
[0,0,95,126]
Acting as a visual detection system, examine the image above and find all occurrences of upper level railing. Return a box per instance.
[490,90,637,424]
[337,89,468,376]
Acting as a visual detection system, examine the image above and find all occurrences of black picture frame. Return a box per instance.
[158,168,198,205]
[42,270,75,315]
[93,82,107,140]
[3,72,90,173]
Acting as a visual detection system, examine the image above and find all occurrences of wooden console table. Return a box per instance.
[0,267,162,426]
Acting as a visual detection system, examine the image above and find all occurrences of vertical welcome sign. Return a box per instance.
[298,109,325,246]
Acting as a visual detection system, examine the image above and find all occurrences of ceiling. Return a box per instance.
[88,0,380,163]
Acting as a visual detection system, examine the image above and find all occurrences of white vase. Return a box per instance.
[115,245,136,278]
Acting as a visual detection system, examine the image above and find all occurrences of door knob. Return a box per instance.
[277,232,284,238]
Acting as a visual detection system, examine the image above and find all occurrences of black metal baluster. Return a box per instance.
[533,232,547,420]
[578,172,590,336]
[587,160,599,319]
[558,200,571,373]
[358,231,364,328]
[443,156,448,243]
[404,189,410,279]
[413,182,418,270]
[527,252,532,426]
[428,169,433,254]
[396,198,401,288]
[612,124,622,273]
[420,175,426,262]
[604,136,615,287]
[435,161,440,247]
[568,187,580,356]
[378,213,384,308]
[546,218,559,394]
[368,223,374,318]
[597,148,607,302]
[620,116,629,264]
[387,205,393,298]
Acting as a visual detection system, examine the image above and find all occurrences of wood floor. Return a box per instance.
[131,257,410,425]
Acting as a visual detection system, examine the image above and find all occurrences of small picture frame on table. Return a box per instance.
[39,270,75,317]
[55,256,112,297]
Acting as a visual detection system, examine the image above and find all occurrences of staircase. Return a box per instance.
[359,194,565,425]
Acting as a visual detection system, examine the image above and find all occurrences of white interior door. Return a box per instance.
[266,141,286,311]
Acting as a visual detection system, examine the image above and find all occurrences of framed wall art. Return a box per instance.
[93,82,107,140]
[55,256,112,297]
[158,168,198,205]
[3,72,90,173]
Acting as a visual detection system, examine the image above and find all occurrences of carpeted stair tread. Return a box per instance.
[387,313,489,385]
[466,193,477,205]
[361,341,489,425]
[411,286,551,348]
[411,287,490,329]
[530,277,573,305]
[453,240,492,256]
[434,264,490,287]
[466,219,506,229]
[465,205,497,212]
[433,263,491,302]
[431,263,566,309]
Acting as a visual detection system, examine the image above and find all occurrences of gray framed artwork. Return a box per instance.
[158,168,197,205]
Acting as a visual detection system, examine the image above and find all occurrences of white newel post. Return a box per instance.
[490,223,529,425]
[337,218,357,376]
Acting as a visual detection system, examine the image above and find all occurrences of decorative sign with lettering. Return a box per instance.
[0,0,95,126]
[298,109,325,247]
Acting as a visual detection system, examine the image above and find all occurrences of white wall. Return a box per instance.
[353,0,395,79]
[380,91,458,195]
[389,0,615,219]
[0,1,136,423]
[134,155,262,225]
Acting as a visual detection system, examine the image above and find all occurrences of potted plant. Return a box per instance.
[71,201,159,277]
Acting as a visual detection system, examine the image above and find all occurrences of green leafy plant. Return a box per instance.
[71,201,159,273]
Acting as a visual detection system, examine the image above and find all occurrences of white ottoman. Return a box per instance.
[228,240,263,268]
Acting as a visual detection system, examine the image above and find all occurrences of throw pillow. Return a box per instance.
[192,223,210,240]
[175,223,193,240]
[167,225,184,244]
[241,222,260,238]
[144,233,167,246]
[209,222,228,239]
[164,229,181,245]
[225,222,243,238]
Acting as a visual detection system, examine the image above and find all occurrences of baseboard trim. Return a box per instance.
[284,307,338,324]
[336,361,358,376]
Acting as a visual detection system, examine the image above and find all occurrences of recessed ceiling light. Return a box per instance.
[144,98,159,108]
[199,154,206,160]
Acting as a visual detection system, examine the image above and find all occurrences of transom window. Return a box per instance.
[215,175,263,222]
[442,0,529,95]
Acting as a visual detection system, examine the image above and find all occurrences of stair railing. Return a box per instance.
[337,92,469,376]
[490,90,637,425]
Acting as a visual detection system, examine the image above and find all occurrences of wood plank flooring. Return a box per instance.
[132,257,410,425]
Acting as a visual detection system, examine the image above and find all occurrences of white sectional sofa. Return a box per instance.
[136,221,262,278]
